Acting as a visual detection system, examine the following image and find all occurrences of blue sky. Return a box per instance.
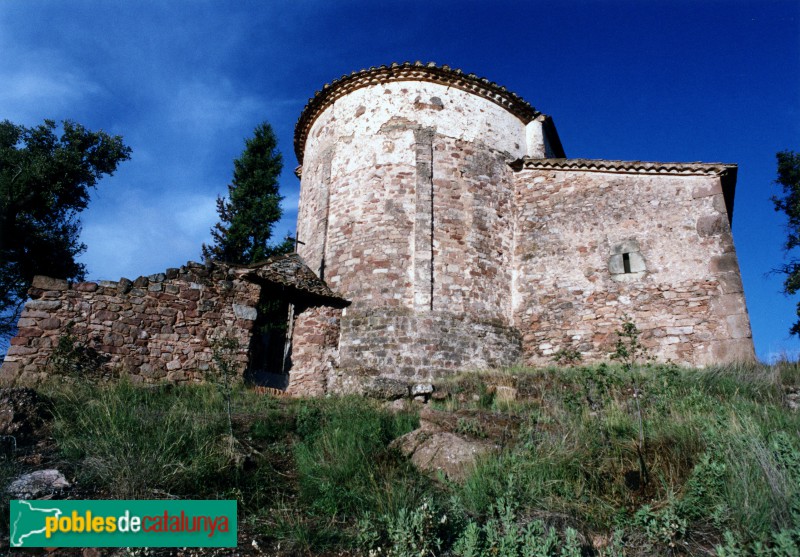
[1,0,798,361]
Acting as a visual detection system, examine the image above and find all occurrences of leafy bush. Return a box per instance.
[47,322,108,379]
[452,497,582,557]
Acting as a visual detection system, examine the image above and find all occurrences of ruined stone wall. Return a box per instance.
[287,304,342,396]
[512,168,754,366]
[1,262,260,385]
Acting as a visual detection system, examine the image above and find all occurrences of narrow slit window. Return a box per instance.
[622,252,631,273]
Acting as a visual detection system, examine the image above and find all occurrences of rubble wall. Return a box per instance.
[512,168,754,366]
[0,262,260,385]
[287,304,342,397]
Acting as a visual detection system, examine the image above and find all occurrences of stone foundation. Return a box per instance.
[332,308,521,389]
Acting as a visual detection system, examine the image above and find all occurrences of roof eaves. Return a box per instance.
[516,157,737,177]
[294,61,540,164]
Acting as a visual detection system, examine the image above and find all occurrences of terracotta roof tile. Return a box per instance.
[516,157,736,176]
[232,254,348,304]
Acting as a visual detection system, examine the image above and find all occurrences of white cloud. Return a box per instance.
[168,80,267,136]
[79,189,217,281]
[0,66,104,124]
[0,70,99,103]
[175,195,219,237]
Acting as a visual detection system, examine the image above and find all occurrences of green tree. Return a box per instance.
[772,150,800,335]
[202,122,293,265]
[0,119,131,340]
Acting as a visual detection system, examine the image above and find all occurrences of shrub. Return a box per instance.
[47,322,107,379]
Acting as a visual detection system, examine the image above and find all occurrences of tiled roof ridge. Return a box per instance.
[517,157,737,176]
[294,61,541,164]
[232,253,348,303]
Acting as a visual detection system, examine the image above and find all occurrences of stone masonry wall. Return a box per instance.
[296,80,530,379]
[512,168,754,366]
[287,304,342,396]
[1,262,261,385]
[298,80,539,309]
[334,308,521,387]
[432,135,515,323]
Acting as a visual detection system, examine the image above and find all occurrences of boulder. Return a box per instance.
[391,428,498,482]
[363,376,408,400]
[7,469,70,499]
[786,386,799,412]
[31,276,69,291]
[390,406,521,481]
[411,383,433,396]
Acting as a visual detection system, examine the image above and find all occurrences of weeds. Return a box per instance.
[293,397,421,517]
[50,379,230,498]
[209,334,239,443]
[553,348,583,367]
[25,356,800,555]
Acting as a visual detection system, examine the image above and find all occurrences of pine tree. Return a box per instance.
[772,150,800,335]
[202,122,293,264]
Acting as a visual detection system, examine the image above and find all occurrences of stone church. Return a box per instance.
[1,62,755,396]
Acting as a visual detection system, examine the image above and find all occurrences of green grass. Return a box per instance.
[23,361,800,555]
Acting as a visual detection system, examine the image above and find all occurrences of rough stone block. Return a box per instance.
[95,310,117,322]
[6,345,37,356]
[0,361,22,386]
[717,272,744,294]
[709,254,739,273]
[726,314,752,339]
[118,278,133,293]
[25,300,61,311]
[182,289,201,301]
[711,294,747,317]
[39,318,61,330]
[233,304,257,320]
[31,276,69,291]
[696,215,728,237]
[691,180,722,198]
[166,359,182,371]
[711,339,755,362]
[74,282,99,292]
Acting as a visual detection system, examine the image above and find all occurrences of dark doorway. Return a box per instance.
[245,284,292,389]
